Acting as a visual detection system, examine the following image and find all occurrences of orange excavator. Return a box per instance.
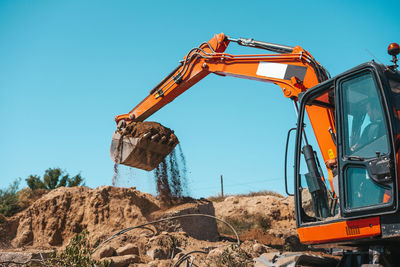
[111,33,400,266]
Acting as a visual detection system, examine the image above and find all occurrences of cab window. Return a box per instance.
[341,73,389,158]
[340,72,392,210]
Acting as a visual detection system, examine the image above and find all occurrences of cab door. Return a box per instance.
[336,67,398,217]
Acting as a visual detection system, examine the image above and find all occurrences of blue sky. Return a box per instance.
[0,0,399,198]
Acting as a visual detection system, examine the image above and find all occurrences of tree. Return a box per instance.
[67,174,83,187]
[25,175,45,190]
[0,178,21,217]
[43,168,62,189]
[25,168,84,190]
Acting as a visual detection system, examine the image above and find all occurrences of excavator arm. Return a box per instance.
[111,33,336,175]
[115,33,327,123]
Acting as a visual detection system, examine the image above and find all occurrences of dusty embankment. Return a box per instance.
[0,186,312,266]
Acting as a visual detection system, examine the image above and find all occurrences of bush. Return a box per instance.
[216,245,252,267]
[26,168,84,190]
[17,188,49,211]
[218,213,272,235]
[0,168,84,218]
[46,231,110,267]
[255,214,271,231]
[207,194,226,202]
[0,179,22,217]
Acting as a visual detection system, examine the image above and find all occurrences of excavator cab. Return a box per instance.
[295,61,400,251]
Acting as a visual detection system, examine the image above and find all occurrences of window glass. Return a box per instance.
[345,167,390,209]
[342,73,389,158]
[298,88,339,223]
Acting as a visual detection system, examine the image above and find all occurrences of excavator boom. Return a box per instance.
[111,33,333,172]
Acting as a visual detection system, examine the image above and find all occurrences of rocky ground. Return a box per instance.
[0,186,334,266]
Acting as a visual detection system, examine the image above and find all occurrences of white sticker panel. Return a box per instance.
[256,62,288,79]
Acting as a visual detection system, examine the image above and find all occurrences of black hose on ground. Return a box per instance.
[91,213,241,254]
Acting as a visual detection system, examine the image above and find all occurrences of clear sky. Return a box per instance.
[0,0,399,198]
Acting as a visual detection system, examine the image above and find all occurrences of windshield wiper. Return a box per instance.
[345,155,365,161]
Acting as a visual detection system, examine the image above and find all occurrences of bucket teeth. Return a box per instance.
[151,134,160,141]
[168,136,176,146]
[160,136,167,143]
[143,132,152,139]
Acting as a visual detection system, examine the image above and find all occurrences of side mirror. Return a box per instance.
[285,127,296,196]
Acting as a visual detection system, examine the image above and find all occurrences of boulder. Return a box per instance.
[116,243,139,256]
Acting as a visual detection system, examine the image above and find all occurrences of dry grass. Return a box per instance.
[208,190,283,202]
[17,188,49,210]
[218,213,272,235]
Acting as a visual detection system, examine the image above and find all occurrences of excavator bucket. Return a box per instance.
[110,122,179,171]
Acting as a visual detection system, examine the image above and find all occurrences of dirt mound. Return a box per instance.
[0,186,159,249]
[0,186,304,266]
[0,186,217,251]
[213,194,297,247]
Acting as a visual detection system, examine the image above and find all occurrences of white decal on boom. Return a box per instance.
[256,62,288,79]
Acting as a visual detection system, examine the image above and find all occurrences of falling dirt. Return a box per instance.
[154,145,188,205]
[112,163,119,186]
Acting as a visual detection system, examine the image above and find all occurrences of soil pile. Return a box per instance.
[0,186,160,249]
[0,186,216,249]
[123,121,178,143]
[0,186,317,266]
[213,194,297,247]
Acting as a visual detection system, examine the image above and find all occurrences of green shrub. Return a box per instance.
[0,168,84,218]
[218,213,272,235]
[26,168,84,190]
[0,178,22,217]
[213,245,252,267]
[46,231,110,267]
[255,214,271,231]
[219,216,254,235]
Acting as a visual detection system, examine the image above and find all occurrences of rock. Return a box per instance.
[116,244,139,256]
[103,255,139,267]
[146,246,168,260]
[253,243,269,255]
[0,252,33,265]
[206,246,225,260]
[93,245,116,259]
[255,252,280,267]
[0,251,52,265]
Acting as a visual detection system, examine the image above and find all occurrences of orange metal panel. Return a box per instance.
[297,217,381,244]
[305,105,337,170]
